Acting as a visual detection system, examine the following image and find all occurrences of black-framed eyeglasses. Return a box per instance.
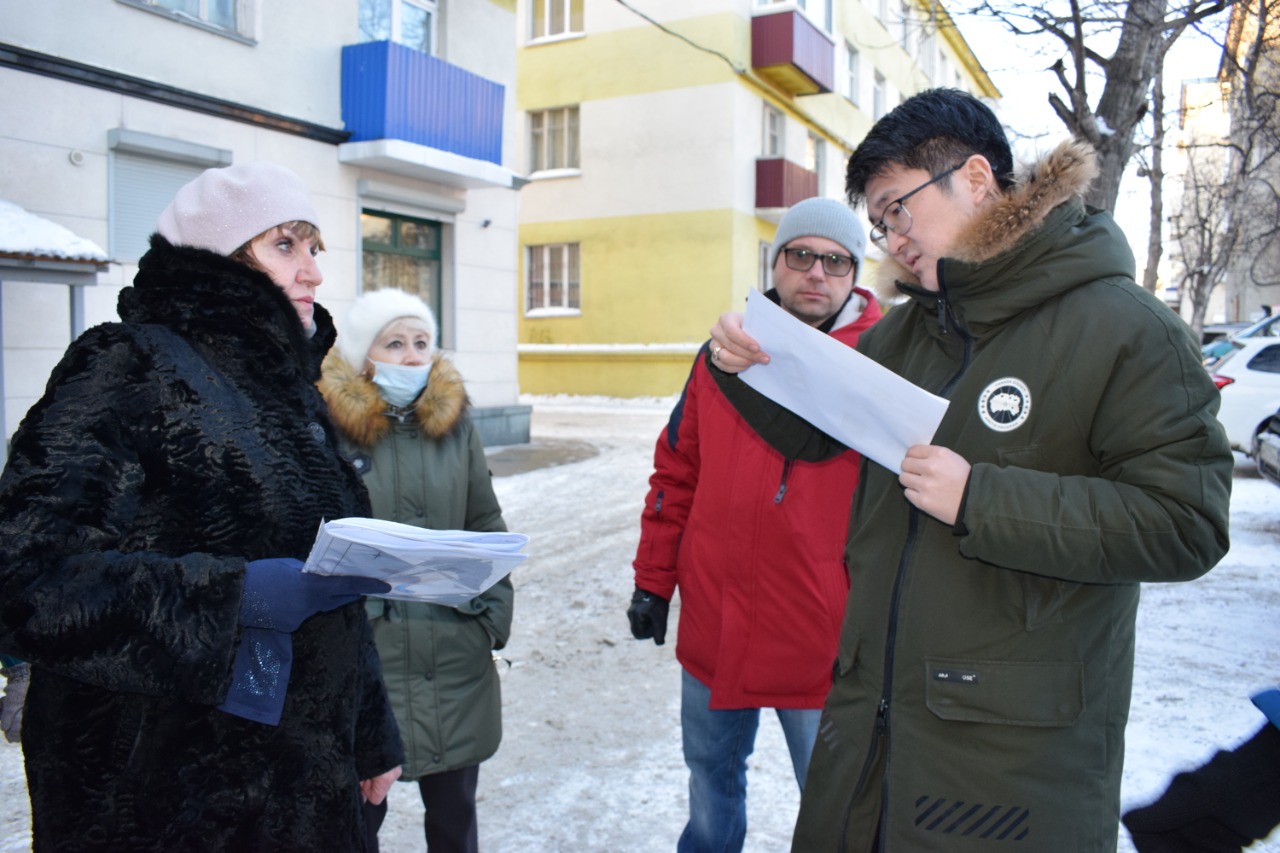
[869,163,965,245]
[781,248,856,277]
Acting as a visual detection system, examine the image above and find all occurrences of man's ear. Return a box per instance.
[960,155,998,203]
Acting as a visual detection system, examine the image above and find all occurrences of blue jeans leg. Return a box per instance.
[678,669,760,853]
[776,707,821,791]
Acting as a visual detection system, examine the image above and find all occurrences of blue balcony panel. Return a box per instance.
[342,40,504,166]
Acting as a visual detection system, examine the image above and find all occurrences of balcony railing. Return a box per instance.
[756,158,818,209]
[751,9,834,96]
[341,40,504,165]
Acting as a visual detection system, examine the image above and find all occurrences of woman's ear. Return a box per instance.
[361,358,377,380]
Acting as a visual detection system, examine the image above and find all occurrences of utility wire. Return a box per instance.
[613,0,746,75]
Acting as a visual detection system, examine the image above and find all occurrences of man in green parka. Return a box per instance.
[707,89,1233,852]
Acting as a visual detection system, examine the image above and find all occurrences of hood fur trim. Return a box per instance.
[867,139,1099,300]
[319,351,469,447]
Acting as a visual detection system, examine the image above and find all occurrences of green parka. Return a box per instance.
[715,141,1233,852]
[320,351,512,779]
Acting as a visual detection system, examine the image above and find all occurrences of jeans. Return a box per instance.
[677,668,821,853]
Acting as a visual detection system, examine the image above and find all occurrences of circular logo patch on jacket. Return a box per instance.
[977,377,1031,432]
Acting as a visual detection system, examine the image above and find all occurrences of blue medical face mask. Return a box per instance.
[369,360,432,407]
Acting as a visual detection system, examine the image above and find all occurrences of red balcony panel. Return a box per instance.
[756,158,818,209]
[751,10,834,95]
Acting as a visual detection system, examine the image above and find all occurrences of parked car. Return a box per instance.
[1201,312,1280,364]
[1256,405,1280,487]
[1207,337,1280,455]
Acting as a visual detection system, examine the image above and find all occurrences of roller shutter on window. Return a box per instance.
[110,154,207,262]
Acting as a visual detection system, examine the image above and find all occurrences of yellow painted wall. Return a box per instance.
[518,208,784,396]
[518,13,746,108]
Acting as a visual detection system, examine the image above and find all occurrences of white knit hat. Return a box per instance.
[337,288,439,368]
[156,162,320,256]
[769,197,866,271]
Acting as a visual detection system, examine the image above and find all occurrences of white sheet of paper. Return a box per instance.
[739,289,950,474]
[302,517,529,605]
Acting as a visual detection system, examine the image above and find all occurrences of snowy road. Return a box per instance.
[2,395,1278,852]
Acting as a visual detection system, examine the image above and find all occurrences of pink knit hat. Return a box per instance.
[156,161,320,256]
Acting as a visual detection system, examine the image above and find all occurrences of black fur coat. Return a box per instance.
[0,236,403,851]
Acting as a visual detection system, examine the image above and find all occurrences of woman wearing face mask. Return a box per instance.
[0,162,403,851]
[320,289,513,853]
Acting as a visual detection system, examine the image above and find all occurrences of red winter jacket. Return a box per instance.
[633,288,881,709]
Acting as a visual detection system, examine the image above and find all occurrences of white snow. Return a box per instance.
[0,199,108,262]
[2,395,1278,852]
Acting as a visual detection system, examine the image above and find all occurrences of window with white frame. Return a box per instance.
[531,0,583,40]
[877,0,889,27]
[920,30,937,78]
[899,0,912,52]
[359,0,438,54]
[118,0,243,35]
[873,71,887,119]
[846,42,860,106]
[763,104,784,157]
[527,243,580,314]
[806,132,825,185]
[529,106,580,173]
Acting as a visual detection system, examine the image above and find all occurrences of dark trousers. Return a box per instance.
[364,764,481,853]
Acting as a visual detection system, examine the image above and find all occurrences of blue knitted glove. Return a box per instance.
[240,558,390,632]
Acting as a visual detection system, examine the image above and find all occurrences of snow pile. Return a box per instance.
[0,199,108,262]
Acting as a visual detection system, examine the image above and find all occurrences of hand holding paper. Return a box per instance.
[737,289,949,474]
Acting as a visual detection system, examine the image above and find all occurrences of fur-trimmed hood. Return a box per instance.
[319,350,470,448]
[869,139,1101,301]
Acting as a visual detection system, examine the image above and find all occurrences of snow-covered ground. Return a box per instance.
[2,394,1278,852]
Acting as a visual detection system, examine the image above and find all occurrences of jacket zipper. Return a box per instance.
[870,266,971,851]
[872,509,919,851]
[773,459,793,503]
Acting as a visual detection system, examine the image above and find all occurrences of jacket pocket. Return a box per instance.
[924,657,1083,727]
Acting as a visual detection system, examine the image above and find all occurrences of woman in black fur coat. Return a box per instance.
[0,162,403,851]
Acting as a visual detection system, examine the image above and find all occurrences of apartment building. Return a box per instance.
[516,0,998,396]
[0,0,529,464]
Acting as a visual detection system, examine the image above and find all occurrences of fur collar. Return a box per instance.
[122,235,336,381]
[319,351,470,448]
[868,139,1099,300]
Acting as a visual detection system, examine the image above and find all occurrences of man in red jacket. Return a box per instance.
[627,197,880,853]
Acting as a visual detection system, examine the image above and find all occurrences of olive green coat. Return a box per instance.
[716,142,1232,852]
[320,351,512,779]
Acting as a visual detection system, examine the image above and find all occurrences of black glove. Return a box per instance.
[241,558,391,632]
[1123,723,1280,852]
[627,588,670,646]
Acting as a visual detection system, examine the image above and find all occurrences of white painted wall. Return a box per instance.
[1,0,523,444]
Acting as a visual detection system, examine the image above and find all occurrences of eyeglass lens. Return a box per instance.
[784,249,853,276]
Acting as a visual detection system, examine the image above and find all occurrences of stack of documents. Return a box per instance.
[303,517,529,605]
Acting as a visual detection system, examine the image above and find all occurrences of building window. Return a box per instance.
[846,42,860,106]
[527,243,580,314]
[899,0,912,52]
[529,106,580,173]
[877,0,889,27]
[763,104,784,157]
[873,71,887,120]
[759,240,773,292]
[806,133,825,186]
[118,0,243,35]
[531,0,583,40]
[920,29,937,79]
[361,210,443,326]
[359,0,438,54]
